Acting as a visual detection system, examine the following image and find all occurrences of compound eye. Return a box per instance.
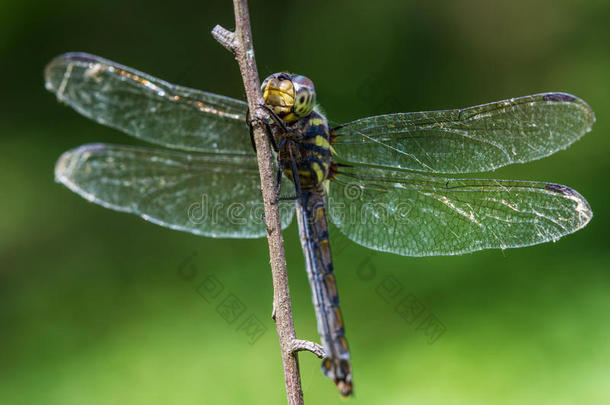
[292,75,316,117]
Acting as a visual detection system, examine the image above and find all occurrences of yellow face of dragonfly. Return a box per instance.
[261,73,316,123]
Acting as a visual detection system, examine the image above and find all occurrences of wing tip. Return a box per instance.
[44,52,102,94]
[542,92,596,129]
[54,148,76,185]
[55,143,107,184]
[545,182,593,228]
[44,56,64,93]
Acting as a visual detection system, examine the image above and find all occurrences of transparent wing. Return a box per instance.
[328,166,592,256]
[45,53,253,154]
[332,93,595,173]
[55,143,295,238]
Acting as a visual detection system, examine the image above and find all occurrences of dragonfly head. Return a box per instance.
[261,73,316,123]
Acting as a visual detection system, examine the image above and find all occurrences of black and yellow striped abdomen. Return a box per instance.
[297,187,353,396]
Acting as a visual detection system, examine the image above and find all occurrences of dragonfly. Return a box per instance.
[45,52,594,397]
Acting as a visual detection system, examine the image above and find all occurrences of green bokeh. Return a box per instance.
[1,1,609,404]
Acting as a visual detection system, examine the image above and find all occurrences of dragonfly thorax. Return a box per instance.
[278,109,334,190]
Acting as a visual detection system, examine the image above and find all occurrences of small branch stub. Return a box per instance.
[291,339,327,359]
[211,25,237,53]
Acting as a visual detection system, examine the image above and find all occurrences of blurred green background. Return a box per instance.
[1,0,609,404]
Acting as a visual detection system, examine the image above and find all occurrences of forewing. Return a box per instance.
[333,93,594,173]
[45,53,252,154]
[55,144,295,238]
[328,166,591,256]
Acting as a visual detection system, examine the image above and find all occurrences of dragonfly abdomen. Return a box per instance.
[297,188,353,396]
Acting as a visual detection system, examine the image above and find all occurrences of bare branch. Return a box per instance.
[213,1,305,404]
[291,339,327,359]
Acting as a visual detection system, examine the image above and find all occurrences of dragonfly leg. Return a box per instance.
[277,195,299,202]
[246,107,257,152]
[275,172,300,202]
[259,104,289,134]
[275,160,284,194]
[246,107,279,152]
[272,150,302,204]
[288,150,305,203]
[272,137,303,203]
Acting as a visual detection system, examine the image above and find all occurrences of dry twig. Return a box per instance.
[212,1,326,403]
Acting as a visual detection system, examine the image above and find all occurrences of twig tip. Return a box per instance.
[211,25,237,53]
